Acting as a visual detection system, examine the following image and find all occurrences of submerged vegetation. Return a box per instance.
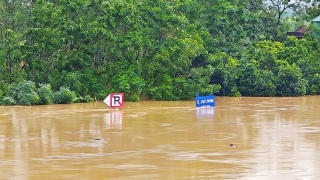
[0,80,94,106]
[1,0,320,105]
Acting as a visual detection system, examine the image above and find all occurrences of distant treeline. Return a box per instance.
[1,0,320,105]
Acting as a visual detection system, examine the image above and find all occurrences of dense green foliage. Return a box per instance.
[0,80,86,105]
[53,87,76,104]
[1,0,320,105]
[7,80,40,105]
[37,84,54,105]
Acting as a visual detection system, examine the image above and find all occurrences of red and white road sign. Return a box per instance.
[103,93,124,108]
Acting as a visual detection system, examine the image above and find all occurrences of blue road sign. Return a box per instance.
[195,93,215,107]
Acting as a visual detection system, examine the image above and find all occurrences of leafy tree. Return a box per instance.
[308,73,320,94]
[53,86,76,104]
[238,63,259,96]
[209,52,240,96]
[1,0,320,102]
[6,80,40,105]
[0,0,30,83]
[37,84,54,105]
[247,0,319,39]
[2,97,16,106]
[306,6,320,21]
[199,0,262,56]
[276,63,308,96]
[0,89,3,104]
[110,65,146,101]
[238,62,276,96]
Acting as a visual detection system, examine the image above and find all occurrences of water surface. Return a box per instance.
[1,97,320,179]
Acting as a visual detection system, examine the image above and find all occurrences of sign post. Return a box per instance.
[103,93,124,108]
[195,92,215,107]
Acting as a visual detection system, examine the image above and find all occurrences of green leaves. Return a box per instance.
[238,63,277,96]
[109,65,146,101]
[38,84,54,105]
[209,52,240,96]
[2,0,320,102]
[276,64,307,96]
[5,80,40,106]
[53,87,76,104]
[239,38,314,97]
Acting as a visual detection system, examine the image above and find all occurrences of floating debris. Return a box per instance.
[89,138,109,141]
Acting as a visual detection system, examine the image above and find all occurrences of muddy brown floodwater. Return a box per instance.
[1,97,320,180]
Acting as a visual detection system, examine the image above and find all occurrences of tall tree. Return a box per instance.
[0,0,29,83]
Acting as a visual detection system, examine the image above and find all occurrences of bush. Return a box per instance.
[17,92,40,106]
[83,95,94,103]
[7,80,40,105]
[74,96,82,103]
[96,90,109,100]
[0,90,3,104]
[0,81,6,98]
[53,87,76,104]
[37,84,54,105]
[1,80,97,106]
[7,83,19,100]
[254,70,276,96]
[307,73,320,95]
[16,80,36,93]
[229,86,241,97]
[127,94,140,102]
[74,95,94,103]
[2,97,16,106]
[276,64,307,96]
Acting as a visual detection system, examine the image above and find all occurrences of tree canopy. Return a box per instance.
[1,0,320,105]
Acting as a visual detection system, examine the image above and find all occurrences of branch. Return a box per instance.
[269,0,278,7]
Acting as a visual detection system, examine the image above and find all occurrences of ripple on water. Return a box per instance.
[61,139,108,148]
[48,153,108,159]
[97,164,158,170]
[168,151,201,161]
[202,132,237,140]
[103,174,160,180]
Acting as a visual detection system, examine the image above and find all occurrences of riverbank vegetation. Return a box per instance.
[1,80,94,105]
[1,0,320,105]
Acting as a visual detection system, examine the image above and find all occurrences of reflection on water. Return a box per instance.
[0,97,320,179]
[104,110,123,129]
[196,107,215,122]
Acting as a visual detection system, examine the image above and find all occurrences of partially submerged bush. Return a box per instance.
[1,80,95,106]
[38,84,54,105]
[2,97,16,106]
[0,81,6,102]
[17,92,40,106]
[7,83,19,100]
[53,87,76,104]
[74,95,94,103]
[7,80,39,105]
[84,95,94,103]
[127,94,139,102]
[0,90,3,104]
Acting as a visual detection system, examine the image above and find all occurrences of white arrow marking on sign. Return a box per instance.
[103,94,111,107]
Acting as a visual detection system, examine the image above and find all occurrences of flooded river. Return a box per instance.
[1,96,320,179]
